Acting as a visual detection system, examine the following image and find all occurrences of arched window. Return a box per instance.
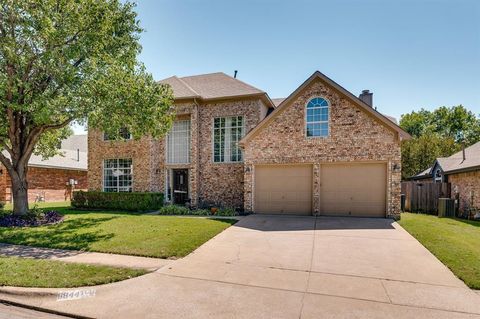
[306,97,329,137]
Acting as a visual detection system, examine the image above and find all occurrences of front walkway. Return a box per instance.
[0,243,170,271]
[0,215,479,318]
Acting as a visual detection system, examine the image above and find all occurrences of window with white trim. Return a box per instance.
[213,116,244,163]
[167,120,190,164]
[103,159,133,192]
[306,97,329,137]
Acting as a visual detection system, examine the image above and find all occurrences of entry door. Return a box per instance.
[173,169,188,205]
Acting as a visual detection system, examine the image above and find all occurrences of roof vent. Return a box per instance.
[359,89,373,107]
[234,70,238,78]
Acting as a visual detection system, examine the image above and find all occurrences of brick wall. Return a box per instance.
[0,164,87,203]
[88,131,153,192]
[88,98,268,210]
[449,170,480,212]
[242,77,402,218]
[197,98,264,209]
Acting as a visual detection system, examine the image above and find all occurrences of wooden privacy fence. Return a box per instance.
[401,181,451,214]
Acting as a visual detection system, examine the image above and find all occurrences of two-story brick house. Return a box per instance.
[88,71,410,219]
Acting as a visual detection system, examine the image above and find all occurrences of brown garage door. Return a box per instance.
[320,163,386,217]
[254,164,312,215]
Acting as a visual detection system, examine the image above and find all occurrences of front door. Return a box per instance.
[173,169,189,205]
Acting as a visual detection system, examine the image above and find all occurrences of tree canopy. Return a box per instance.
[0,0,174,214]
[399,105,480,180]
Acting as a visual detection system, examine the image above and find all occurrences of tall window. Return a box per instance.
[167,120,190,164]
[213,116,244,163]
[306,97,329,137]
[103,127,132,141]
[103,159,133,192]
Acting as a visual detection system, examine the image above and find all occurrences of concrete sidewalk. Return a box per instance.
[0,215,479,318]
[0,243,171,271]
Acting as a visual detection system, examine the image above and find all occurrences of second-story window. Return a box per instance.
[103,127,132,141]
[167,120,190,164]
[213,116,244,163]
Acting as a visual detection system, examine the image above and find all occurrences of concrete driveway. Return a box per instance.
[2,215,480,318]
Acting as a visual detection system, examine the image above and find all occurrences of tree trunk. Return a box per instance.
[10,171,29,215]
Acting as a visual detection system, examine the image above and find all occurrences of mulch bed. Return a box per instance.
[0,211,64,227]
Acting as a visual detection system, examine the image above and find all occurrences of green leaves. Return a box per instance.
[399,105,480,179]
[0,0,174,157]
[400,105,480,144]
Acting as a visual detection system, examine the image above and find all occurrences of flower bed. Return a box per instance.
[0,211,64,227]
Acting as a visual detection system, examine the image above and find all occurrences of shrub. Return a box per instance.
[0,201,4,211]
[0,210,63,227]
[189,209,211,216]
[215,207,237,216]
[72,191,164,211]
[158,205,190,215]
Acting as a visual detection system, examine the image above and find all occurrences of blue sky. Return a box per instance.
[74,0,479,133]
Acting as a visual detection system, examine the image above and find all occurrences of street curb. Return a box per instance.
[0,299,93,319]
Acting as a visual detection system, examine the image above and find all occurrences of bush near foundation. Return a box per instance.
[72,191,164,211]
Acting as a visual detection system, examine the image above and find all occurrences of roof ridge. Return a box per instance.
[176,76,200,96]
[218,72,266,94]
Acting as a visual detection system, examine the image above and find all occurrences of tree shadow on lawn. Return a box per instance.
[0,216,117,252]
[454,217,480,228]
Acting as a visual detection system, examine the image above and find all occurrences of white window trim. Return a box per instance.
[166,120,191,164]
[305,97,330,138]
[102,158,133,192]
[211,116,245,163]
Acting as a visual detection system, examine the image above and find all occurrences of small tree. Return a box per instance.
[0,1,174,215]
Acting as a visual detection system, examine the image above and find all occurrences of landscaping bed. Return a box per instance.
[0,256,146,288]
[399,213,480,289]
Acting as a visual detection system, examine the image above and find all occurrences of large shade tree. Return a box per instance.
[399,105,480,179]
[0,0,174,214]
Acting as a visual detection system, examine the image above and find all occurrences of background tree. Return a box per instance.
[0,0,174,215]
[400,105,480,179]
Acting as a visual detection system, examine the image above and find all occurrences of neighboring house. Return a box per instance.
[88,71,410,219]
[411,141,480,212]
[0,135,88,203]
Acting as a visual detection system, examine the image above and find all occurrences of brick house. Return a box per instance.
[411,141,480,213]
[0,135,88,203]
[88,71,410,219]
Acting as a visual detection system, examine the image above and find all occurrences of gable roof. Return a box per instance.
[411,141,480,179]
[271,98,285,107]
[159,72,272,103]
[435,141,480,174]
[240,71,411,145]
[1,135,87,171]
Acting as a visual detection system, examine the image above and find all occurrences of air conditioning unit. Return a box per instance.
[438,198,455,217]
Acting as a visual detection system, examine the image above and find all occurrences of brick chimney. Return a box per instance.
[359,90,373,107]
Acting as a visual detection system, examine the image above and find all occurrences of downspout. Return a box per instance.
[193,97,201,207]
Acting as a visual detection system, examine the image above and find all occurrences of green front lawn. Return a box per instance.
[398,213,480,289]
[0,256,145,288]
[0,204,235,258]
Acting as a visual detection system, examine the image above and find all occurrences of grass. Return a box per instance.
[0,256,146,288]
[398,213,480,289]
[3,201,71,211]
[0,202,236,258]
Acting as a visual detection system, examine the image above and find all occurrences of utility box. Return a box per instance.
[438,198,455,217]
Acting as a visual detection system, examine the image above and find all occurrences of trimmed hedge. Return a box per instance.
[72,191,164,211]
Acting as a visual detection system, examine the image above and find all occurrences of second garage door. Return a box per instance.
[254,164,312,215]
[320,163,387,217]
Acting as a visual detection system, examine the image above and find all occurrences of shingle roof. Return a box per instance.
[1,135,88,171]
[271,98,285,107]
[159,72,265,100]
[436,141,480,174]
[160,76,199,99]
